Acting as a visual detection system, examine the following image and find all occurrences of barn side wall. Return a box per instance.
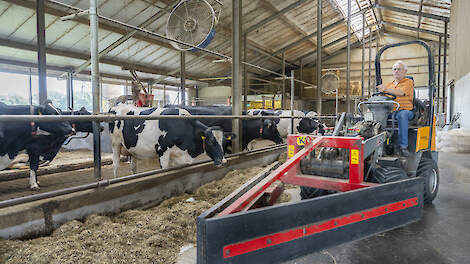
[449,0,470,128]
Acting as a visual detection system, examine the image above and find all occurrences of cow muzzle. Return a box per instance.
[215,158,228,168]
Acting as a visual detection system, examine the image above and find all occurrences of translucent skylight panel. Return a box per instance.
[332,0,377,40]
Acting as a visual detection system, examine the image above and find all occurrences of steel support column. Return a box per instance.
[443,21,448,117]
[282,51,286,109]
[66,71,74,110]
[300,58,303,99]
[346,0,351,112]
[290,70,294,134]
[375,30,380,92]
[163,85,167,106]
[416,0,424,39]
[437,36,442,113]
[316,0,322,114]
[232,0,242,153]
[361,14,365,97]
[36,0,47,105]
[90,0,101,180]
[28,68,33,105]
[181,51,186,105]
[243,34,248,112]
[368,26,372,96]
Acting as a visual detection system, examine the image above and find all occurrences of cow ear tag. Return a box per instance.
[201,136,206,140]
[226,136,231,140]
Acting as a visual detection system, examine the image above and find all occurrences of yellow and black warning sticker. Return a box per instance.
[288,145,295,158]
[350,149,359,165]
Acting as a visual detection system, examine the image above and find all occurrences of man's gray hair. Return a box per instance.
[393,60,408,70]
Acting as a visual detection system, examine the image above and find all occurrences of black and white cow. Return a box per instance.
[164,105,283,151]
[305,111,318,118]
[247,109,326,136]
[61,107,97,133]
[108,104,228,177]
[0,101,74,190]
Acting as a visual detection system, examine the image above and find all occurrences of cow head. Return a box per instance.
[298,117,325,135]
[36,101,74,136]
[70,107,103,133]
[199,126,227,167]
[261,119,283,144]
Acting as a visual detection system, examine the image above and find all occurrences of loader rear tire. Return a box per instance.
[417,157,439,204]
[300,187,330,200]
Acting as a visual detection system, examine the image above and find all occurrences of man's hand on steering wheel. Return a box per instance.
[372,91,397,100]
[377,84,386,92]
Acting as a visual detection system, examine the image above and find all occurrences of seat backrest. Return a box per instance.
[404,76,418,105]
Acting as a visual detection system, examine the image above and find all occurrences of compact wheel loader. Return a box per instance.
[196,40,438,264]
[301,40,439,203]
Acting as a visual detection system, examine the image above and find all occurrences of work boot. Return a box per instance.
[400,147,410,157]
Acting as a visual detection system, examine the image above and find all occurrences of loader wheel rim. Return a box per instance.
[430,169,438,194]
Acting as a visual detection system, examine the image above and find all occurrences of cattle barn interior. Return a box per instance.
[1,0,470,263]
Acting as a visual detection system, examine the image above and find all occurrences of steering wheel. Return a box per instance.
[372,92,397,100]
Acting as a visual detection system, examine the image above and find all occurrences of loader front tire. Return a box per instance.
[417,157,439,204]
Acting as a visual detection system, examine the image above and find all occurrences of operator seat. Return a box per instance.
[406,76,428,126]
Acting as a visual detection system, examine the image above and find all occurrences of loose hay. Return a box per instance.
[0,166,269,264]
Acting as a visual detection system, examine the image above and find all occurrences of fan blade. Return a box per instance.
[183,1,190,20]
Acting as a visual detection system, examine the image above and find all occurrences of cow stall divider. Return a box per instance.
[196,134,424,264]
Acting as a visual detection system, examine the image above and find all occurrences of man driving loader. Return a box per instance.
[376,60,414,157]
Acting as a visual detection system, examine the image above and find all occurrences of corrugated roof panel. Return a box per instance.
[48,23,91,52]
[138,46,169,64]
[151,49,179,66]
[272,0,319,35]
[286,42,313,60]
[0,2,12,16]
[131,43,159,62]
[0,5,35,39]
[7,12,36,44]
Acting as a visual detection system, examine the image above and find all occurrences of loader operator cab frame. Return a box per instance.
[358,40,436,154]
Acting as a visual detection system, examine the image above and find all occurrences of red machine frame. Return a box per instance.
[218,134,376,217]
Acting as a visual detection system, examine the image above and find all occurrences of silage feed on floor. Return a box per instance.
[0,165,291,264]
